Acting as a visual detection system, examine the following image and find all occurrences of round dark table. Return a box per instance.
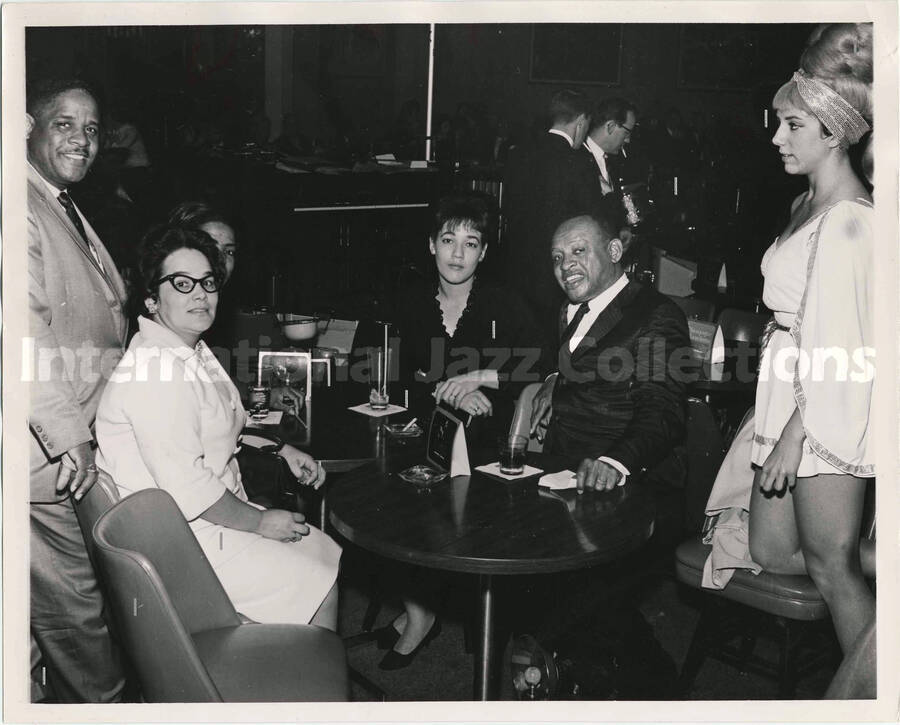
[327,452,656,700]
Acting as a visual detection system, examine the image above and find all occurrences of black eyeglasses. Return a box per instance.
[616,122,636,139]
[154,273,220,294]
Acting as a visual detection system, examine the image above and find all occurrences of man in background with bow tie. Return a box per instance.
[27,78,128,702]
[584,98,637,197]
[530,198,689,493]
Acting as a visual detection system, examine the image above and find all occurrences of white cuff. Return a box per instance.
[597,456,629,486]
[544,371,559,384]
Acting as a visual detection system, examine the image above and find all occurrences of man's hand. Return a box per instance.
[278,444,326,489]
[458,390,493,417]
[56,441,97,501]
[435,373,481,408]
[256,509,310,542]
[529,376,555,440]
[575,458,622,493]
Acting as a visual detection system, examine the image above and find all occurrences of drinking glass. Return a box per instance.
[367,346,390,409]
[499,434,528,475]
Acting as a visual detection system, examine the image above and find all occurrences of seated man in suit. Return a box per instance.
[530,198,690,491]
[507,199,690,698]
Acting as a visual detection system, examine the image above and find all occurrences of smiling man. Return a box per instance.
[27,78,128,702]
[530,198,690,493]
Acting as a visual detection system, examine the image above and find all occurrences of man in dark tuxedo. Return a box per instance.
[583,98,637,198]
[503,90,602,348]
[531,200,689,492]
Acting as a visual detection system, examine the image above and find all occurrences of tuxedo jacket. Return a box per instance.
[28,164,128,498]
[545,280,690,479]
[504,133,603,329]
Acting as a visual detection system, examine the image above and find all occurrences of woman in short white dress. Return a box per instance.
[748,23,874,654]
[96,224,341,629]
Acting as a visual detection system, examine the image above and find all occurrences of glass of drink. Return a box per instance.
[498,434,528,475]
[367,346,390,410]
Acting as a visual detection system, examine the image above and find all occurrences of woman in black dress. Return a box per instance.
[396,193,543,443]
[377,194,544,670]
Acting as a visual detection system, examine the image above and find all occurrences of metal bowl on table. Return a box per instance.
[277,313,319,342]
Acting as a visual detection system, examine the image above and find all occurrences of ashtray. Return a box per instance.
[398,465,448,490]
[384,422,424,438]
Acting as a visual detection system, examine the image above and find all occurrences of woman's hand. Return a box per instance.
[759,436,804,492]
[434,373,482,407]
[278,444,326,489]
[256,509,310,542]
[458,390,493,417]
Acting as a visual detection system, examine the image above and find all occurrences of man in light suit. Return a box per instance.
[27,78,128,702]
[531,198,689,492]
[583,98,637,197]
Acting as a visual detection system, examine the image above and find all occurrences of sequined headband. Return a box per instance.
[792,70,870,146]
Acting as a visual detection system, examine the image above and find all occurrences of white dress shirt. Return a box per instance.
[565,273,630,352]
[584,136,614,195]
[562,273,631,484]
[548,128,575,148]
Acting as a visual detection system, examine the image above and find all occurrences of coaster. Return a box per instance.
[245,410,284,427]
[475,462,544,481]
[348,403,407,418]
[538,470,578,490]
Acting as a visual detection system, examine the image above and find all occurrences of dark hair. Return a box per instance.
[591,97,637,129]
[429,193,497,247]
[548,89,592,126]
[136,224,226,308]
[559,194,627,249]
[26,78,101,120]
[167,201,237,239]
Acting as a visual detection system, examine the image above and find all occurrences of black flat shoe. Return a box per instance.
[378,619,442,670]
[373,623,403,650]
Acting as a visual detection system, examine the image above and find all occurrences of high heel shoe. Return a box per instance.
[373,623,403,650]
[378,619,442,670]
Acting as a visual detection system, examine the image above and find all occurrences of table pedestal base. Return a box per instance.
[475,573,497,700]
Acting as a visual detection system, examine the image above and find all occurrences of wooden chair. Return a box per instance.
[92,488,348,702]
[668,295,716,323]
[675,461,876,698]
[716,307,768,344]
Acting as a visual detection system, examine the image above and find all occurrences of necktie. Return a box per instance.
[58,191,103,270]
[560,302,591,352]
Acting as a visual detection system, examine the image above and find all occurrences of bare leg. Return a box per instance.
[393,597,436,655]
[859,539,876,579]
[748,467,806,574]
[310,581,339,631]
[793,474,873,652]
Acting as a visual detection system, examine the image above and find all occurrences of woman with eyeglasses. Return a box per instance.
[95,224,341,629]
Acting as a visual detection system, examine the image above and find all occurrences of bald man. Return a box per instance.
[531,204,690,492]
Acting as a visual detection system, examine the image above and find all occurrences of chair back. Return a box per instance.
[93,489,242,702]
[508,382,544,452]
[668,295,716,323]
[683,397,728,536]
[73,471,120,570]
[716,307,768,344]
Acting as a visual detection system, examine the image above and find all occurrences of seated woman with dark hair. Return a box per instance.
[95,224,341,630]
[397,193,543,442]
[376,194,542,671]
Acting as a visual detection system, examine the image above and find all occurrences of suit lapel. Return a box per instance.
[28,167,128,337]
[569,282,640,363]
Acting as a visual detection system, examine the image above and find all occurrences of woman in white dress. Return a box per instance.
[747,23,874,654]
[96,224,341,630]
